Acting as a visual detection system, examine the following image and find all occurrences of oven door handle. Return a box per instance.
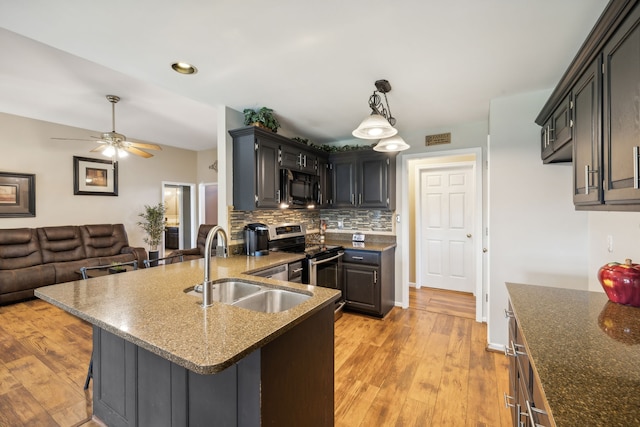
[309,251,344,266]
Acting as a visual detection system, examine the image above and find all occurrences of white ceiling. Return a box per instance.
[0,0,608,152]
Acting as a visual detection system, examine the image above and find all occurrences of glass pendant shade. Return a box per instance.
[352,113,398,139]
[373,135,410,152]
[102,145,116,157]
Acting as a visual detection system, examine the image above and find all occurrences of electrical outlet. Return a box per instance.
[338,220,343,229]
[607,235,614,253]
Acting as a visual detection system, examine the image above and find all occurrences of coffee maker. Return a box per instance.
[243,223,269,256]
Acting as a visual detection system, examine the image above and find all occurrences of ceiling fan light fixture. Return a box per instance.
[117,148,129,158]
[352,113,398,139]
[102,145,116,158]
[374,135,410,152]
[171,62,198,75]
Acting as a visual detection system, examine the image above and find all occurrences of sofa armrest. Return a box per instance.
[121,246,148,263]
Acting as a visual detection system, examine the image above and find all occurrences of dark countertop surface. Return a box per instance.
[506,283,640,427]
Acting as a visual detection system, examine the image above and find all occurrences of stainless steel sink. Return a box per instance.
[186,280,262,303]
[185,279,310,312]
[232,289,310,313]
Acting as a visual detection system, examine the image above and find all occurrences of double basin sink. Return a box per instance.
[186,279,310,313]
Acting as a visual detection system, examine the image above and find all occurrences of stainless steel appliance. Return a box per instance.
[252,263,288,281]
[287,260,304,283]
[280,169,319,208]
[243,223,269,256]
[267,223,345,317]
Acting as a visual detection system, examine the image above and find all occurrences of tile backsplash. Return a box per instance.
[320,209,394,233]
[229,209,320,240]
[230,208,395,241]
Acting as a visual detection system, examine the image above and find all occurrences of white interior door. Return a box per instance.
[418,164,475,294]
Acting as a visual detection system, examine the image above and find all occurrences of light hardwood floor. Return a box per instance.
[0,287,511,426]
[334,287,511,427]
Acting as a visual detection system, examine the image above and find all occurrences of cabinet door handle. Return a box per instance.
[526,400,549,427]
[276,189,280,203]
[585,165,590,195]
[585,165,599,195]
[350,194,355,205]
[374,270,378,283]
[351,256,364,260]
[634,146,640,190]
[504,340,526,358]
[359,193,363,205]
[503,392,515,409]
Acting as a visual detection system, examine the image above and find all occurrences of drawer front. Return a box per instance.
[343,250,379,265]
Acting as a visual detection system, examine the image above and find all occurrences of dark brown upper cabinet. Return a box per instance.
[537,0,640,210]
[230,126,329,211]
[329,151,397,210]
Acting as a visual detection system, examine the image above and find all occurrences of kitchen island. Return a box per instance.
[506,283,640,426]
[36,253,340,427]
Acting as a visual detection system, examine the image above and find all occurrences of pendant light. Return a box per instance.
[352,113,398,139]
[352,79,409,152]
[374,135,410,152]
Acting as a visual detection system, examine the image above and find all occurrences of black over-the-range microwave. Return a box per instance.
[280,168,319,208]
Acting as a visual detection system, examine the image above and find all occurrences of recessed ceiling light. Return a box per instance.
[171,62,198,75]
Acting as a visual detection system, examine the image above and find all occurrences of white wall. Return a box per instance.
[588,211,640,291]
[0,112,198,249]
[487,90,589,347]
[197,148,218,184]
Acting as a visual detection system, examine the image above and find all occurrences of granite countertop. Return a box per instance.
[506,283,640,427]
[35,253,340,375]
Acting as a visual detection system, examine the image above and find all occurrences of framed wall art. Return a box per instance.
[73,156,118,196]
[0,172,36,217]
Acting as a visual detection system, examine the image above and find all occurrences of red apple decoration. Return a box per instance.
[598,259,640,307]
[598,301,640,345]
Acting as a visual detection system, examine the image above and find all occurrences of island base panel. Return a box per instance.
[92,304,335,426]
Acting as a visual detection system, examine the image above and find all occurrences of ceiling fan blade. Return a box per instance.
[125,141,162,151]
[90,145,108,153]
[51,137,97,142]
[124,146,154,158]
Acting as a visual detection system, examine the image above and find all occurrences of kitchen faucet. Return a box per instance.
[202,225,228,307]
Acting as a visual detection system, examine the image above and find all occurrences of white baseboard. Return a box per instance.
[487,342,505,353]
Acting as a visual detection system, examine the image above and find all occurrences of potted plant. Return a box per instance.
[243,107,281,133]
[137,203,167,266]
[108,262,126,275]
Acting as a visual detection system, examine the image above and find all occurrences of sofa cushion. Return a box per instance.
[0,264,56,294]
[0,228,43,270]
[81,224,130,258]
[38,226,87,264]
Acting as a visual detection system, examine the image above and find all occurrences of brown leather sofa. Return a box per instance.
[0,224,147,305]
[167,224,216,263]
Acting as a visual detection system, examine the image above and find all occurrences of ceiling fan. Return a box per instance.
[53,95,162,159]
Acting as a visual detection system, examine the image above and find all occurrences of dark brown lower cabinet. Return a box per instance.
[343,247,395,318]
[505,302,552,427]
[92,304,335,427]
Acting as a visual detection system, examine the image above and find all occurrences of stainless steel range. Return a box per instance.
[267,223,345,317]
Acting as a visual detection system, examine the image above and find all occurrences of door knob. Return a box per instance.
[466,233,472,238]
